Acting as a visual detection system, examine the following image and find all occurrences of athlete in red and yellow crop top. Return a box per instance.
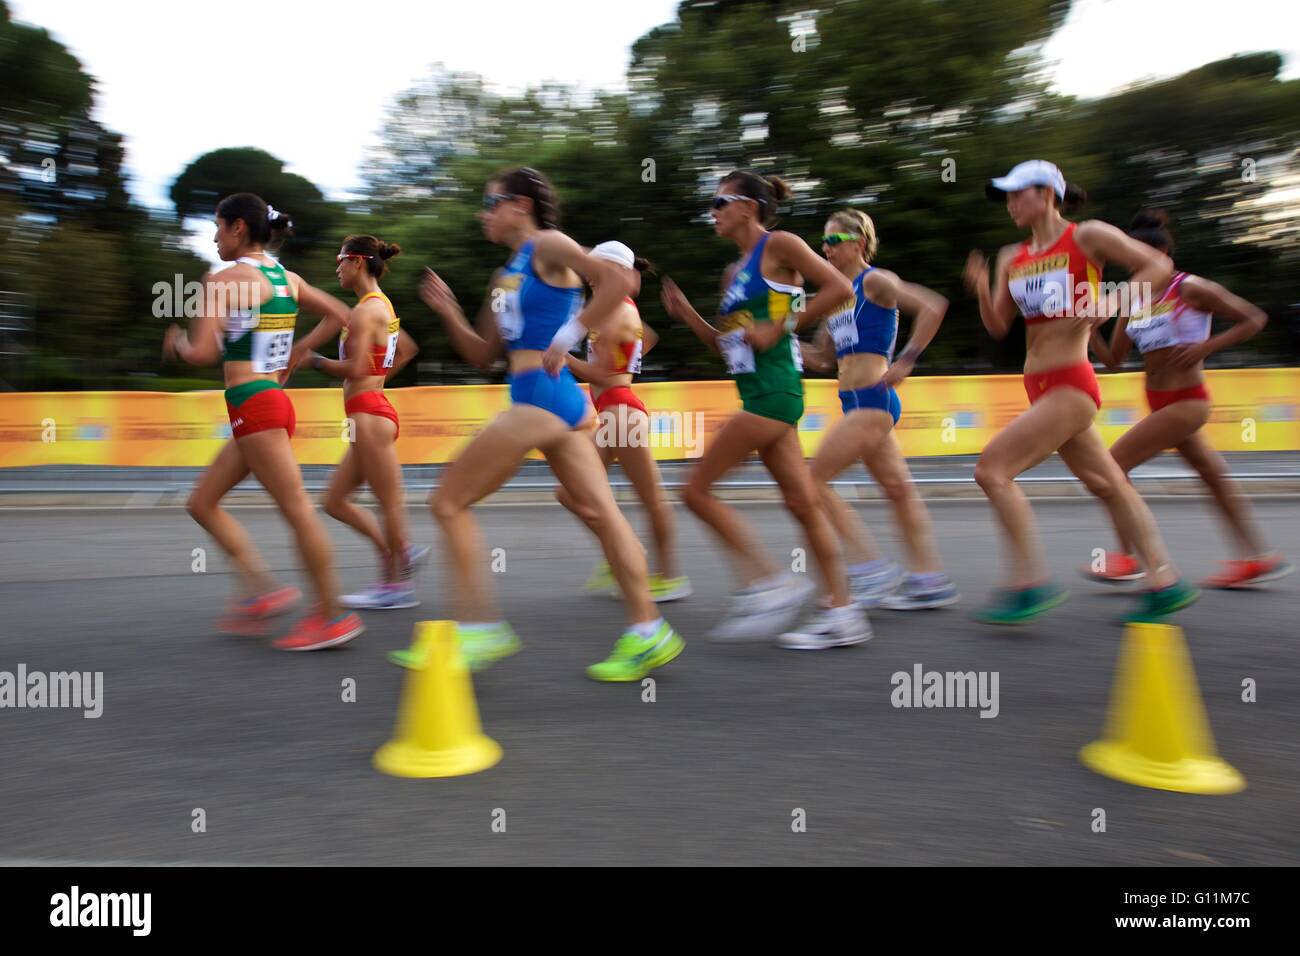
[965,159,1195,625]
[585,297,647,414]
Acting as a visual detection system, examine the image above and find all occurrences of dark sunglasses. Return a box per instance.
[711,194,758,210]
[482,193,519,210]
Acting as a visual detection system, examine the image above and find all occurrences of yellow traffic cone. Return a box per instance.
[374,621,502,778]
[1080,622,1244,794]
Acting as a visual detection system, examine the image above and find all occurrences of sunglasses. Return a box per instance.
[482,192,519,210]
[821,233,862,247]
[336,253,371,263]
[711,194,758,210]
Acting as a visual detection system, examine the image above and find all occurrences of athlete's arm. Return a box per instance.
[744,232,852,352]
[1075,220,1174,326]
[964,245,1017,340]
[284,277,351,381]
[535,231,633,374]
[641,320,660,356]
[1168,276,1268,369]
[314,299,384,380]
[877,270,947,387]
[386,328,419,380]
[661,276,720,352]
[164,269,227,367]
[1088,320,1121,368]
[422,268,501,371]
[799,323,837,375]
[564,354,618,388]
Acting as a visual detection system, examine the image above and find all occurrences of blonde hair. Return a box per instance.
[828,208,879,261]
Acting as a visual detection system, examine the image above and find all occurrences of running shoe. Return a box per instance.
[709,574,815,641]
[584,561,614,594]
[649,573,693,602]
[975,581,1070,625]
[387,621,521,671]
[877,572,961,610]
[400,544,432,581]
[340,582,419,610]
[848,560,902,608]
[1124,578,1200,623]
[1202,554,1294,589]
[586,621,685,681]
[272,611,365,651]
[778,603,873,650]
[1079,550,1143,584]
[216,585,302,635]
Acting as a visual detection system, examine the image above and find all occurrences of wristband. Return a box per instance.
[551,317,588,353]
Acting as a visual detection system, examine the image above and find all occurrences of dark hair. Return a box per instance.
[719,170,792,227]
[492,166,561,229]
[1056,181,1088,214]
[633,255,658,279]
[342,234,402,277]
[1128,208,1173,253]
[215,192,293,249]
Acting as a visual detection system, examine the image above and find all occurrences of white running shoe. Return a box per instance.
[849,561,903,608]
[877,573,961,610]
[778,604,873,650]
[709,575,815,641]
[340,583,419,610]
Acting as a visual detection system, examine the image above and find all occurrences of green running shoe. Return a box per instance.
[586,621,685,682]
[387,622,521,671]
[584,561,614,594]
[975,581,1070,625]
[1123,578,1200,624]
[648,573,693,602]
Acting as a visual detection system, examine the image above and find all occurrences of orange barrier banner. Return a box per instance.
[0,369,1296,468]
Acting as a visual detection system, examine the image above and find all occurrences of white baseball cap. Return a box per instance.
[986,160,1066,200]
[590,240,636,270]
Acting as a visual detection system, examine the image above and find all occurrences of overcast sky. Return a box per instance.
[10,0,1299,210]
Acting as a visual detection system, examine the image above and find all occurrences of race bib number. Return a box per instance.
[827,301,858,351]
[382,330,398,369]
[1008,255,1070,319]
[495,275,524,342]
[718,328,755,375]
[252,328,293,372]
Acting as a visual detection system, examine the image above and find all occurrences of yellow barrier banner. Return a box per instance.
[0,369,1296,468]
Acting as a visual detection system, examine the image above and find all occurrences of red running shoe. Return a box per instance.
[1079,551,1143,584]
[1203,555,1295,589]
[272,611,365,651]
[217,585,302,635]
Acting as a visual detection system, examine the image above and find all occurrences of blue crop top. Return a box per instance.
[493,239,583,351]
[826,267,898,360]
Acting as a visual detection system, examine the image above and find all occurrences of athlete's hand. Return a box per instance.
[963,251,989,297]
[542,342,568,376]
[744,320,785,352]
[1168,342,1211,370]
[419,268,459,317]
[881,355,916,388]
[660,277,692,322]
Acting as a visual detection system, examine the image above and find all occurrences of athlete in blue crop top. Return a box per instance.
[802,208,960,611]
[403,166,684,684]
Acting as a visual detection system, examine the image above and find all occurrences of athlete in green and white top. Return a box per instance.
[163,191,364,652]
[660,169,871,650]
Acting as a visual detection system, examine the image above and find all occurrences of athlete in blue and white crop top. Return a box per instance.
[826,266,899,360]
[493,239,584,351]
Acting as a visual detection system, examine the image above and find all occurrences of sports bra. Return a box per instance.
[1006,223,1099,326]
[224,256,297,372]
[492,239,583,351]
[826,267,898,360]
[586,298,643,374]
[339,290,400,375]
[1125,273,1211,354]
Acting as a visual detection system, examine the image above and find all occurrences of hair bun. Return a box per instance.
[379,241,402,260]
[764,175,794,203]
[1130,208,1168,230]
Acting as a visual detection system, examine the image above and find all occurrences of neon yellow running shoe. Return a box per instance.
[387,622,521,671]
[586,621,684,682]
[584,561,614,594]
[648,573,693,603]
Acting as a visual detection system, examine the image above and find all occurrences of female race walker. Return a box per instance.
[163,193,364,649]
[1085,209,1291,588]
[306,234,429,610]
[393,167,684,682]
[557,241,692,603]
[964,161,1198,624]
[802,208,960,610]
[661,170,872,649]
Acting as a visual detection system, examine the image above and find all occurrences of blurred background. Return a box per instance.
[0,0,1297,392]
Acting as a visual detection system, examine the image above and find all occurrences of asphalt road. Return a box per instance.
[0,496,1296,865]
